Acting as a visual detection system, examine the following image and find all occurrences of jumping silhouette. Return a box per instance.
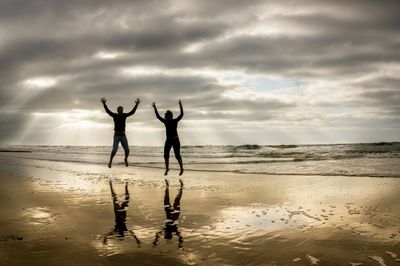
[102,181,141,246]
[153,179,184,249]
[101,97,141,168]
[152,100,184,175]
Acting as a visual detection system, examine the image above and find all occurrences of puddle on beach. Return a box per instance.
[22,207,55,225]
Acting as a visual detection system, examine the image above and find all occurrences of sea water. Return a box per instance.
[1,142,400,177]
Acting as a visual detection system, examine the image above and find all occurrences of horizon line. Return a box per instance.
[1,141,399,147]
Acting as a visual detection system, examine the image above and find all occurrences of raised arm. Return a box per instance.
[100,97,114,117]
[102,230,115,245]
[176,100,184,121]
[152,230,164,247]
[128,230,141,247]
[176,230,184,248]
[126,98,141,117]
[152,102,165,122]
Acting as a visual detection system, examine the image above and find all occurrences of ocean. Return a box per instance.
[1,142,400,178]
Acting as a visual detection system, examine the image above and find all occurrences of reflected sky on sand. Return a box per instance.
[22,207,55,225]
[1,158,400,265]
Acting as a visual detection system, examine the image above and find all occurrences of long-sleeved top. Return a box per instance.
[103,104,136,134]
[155,107,183,139]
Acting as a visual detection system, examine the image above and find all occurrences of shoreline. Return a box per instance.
[1,154,400,179]
[0,149,31,153]
[1,141,399,147]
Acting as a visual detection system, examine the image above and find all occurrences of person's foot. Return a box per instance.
[165,179,169,186]
[124,158,129,167]
[179,168,184,176]
[164,168,169,176]
[108,161,112,168]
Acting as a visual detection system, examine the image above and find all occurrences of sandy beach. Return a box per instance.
[0,154,399,266]
[1,0,400,264]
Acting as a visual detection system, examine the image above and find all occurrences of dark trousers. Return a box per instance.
[164,137,181,160]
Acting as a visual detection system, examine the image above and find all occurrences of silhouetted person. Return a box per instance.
[101,97,141,168]
[102,181,140,246]
[153,179,184,249]
[152,100,184,175]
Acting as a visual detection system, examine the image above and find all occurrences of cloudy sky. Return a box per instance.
[1,0,399,146]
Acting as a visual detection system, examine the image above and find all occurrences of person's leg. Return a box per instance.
[164,140,172,176]
[109,135,119,168]
[121,136,130,167]
[121,182,130,209]
[173,138,184,176]
[164,179,170,206]
[109,181,118,211]
[173,181,183,210]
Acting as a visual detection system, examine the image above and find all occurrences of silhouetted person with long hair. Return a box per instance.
[102,181,140,246]
[100,97,141,168]
[152,100,184,175]
[153,179,184,249]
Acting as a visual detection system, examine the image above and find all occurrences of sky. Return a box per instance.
[0,0,399,146]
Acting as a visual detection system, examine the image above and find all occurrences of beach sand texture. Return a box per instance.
[0,154,399,265]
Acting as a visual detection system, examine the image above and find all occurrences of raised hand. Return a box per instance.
[100,97,107,104]
[177,99,184,120]
[135,98,141,105]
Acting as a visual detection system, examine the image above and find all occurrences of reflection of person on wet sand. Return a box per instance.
[152,100,184,176]
[102,181,140,246]
[153,179,184,248]
[100,97,141,168]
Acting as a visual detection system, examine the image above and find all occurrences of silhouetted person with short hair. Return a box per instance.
[152,100,184,176]
[101,97,141,168]
[102,181,140,246]
[153,179,184,249]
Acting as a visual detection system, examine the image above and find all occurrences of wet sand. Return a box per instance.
[0,156,399,265]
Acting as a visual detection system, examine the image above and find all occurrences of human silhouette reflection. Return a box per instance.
[102,181,140,246]
[153,179,184,248]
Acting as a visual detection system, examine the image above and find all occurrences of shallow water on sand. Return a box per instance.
[0,157,399,265]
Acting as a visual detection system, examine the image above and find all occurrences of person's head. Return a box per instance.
[117,106,123,114]
[165,110,173,120]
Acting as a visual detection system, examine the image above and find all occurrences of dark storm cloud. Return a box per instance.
[0,0,399,143]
